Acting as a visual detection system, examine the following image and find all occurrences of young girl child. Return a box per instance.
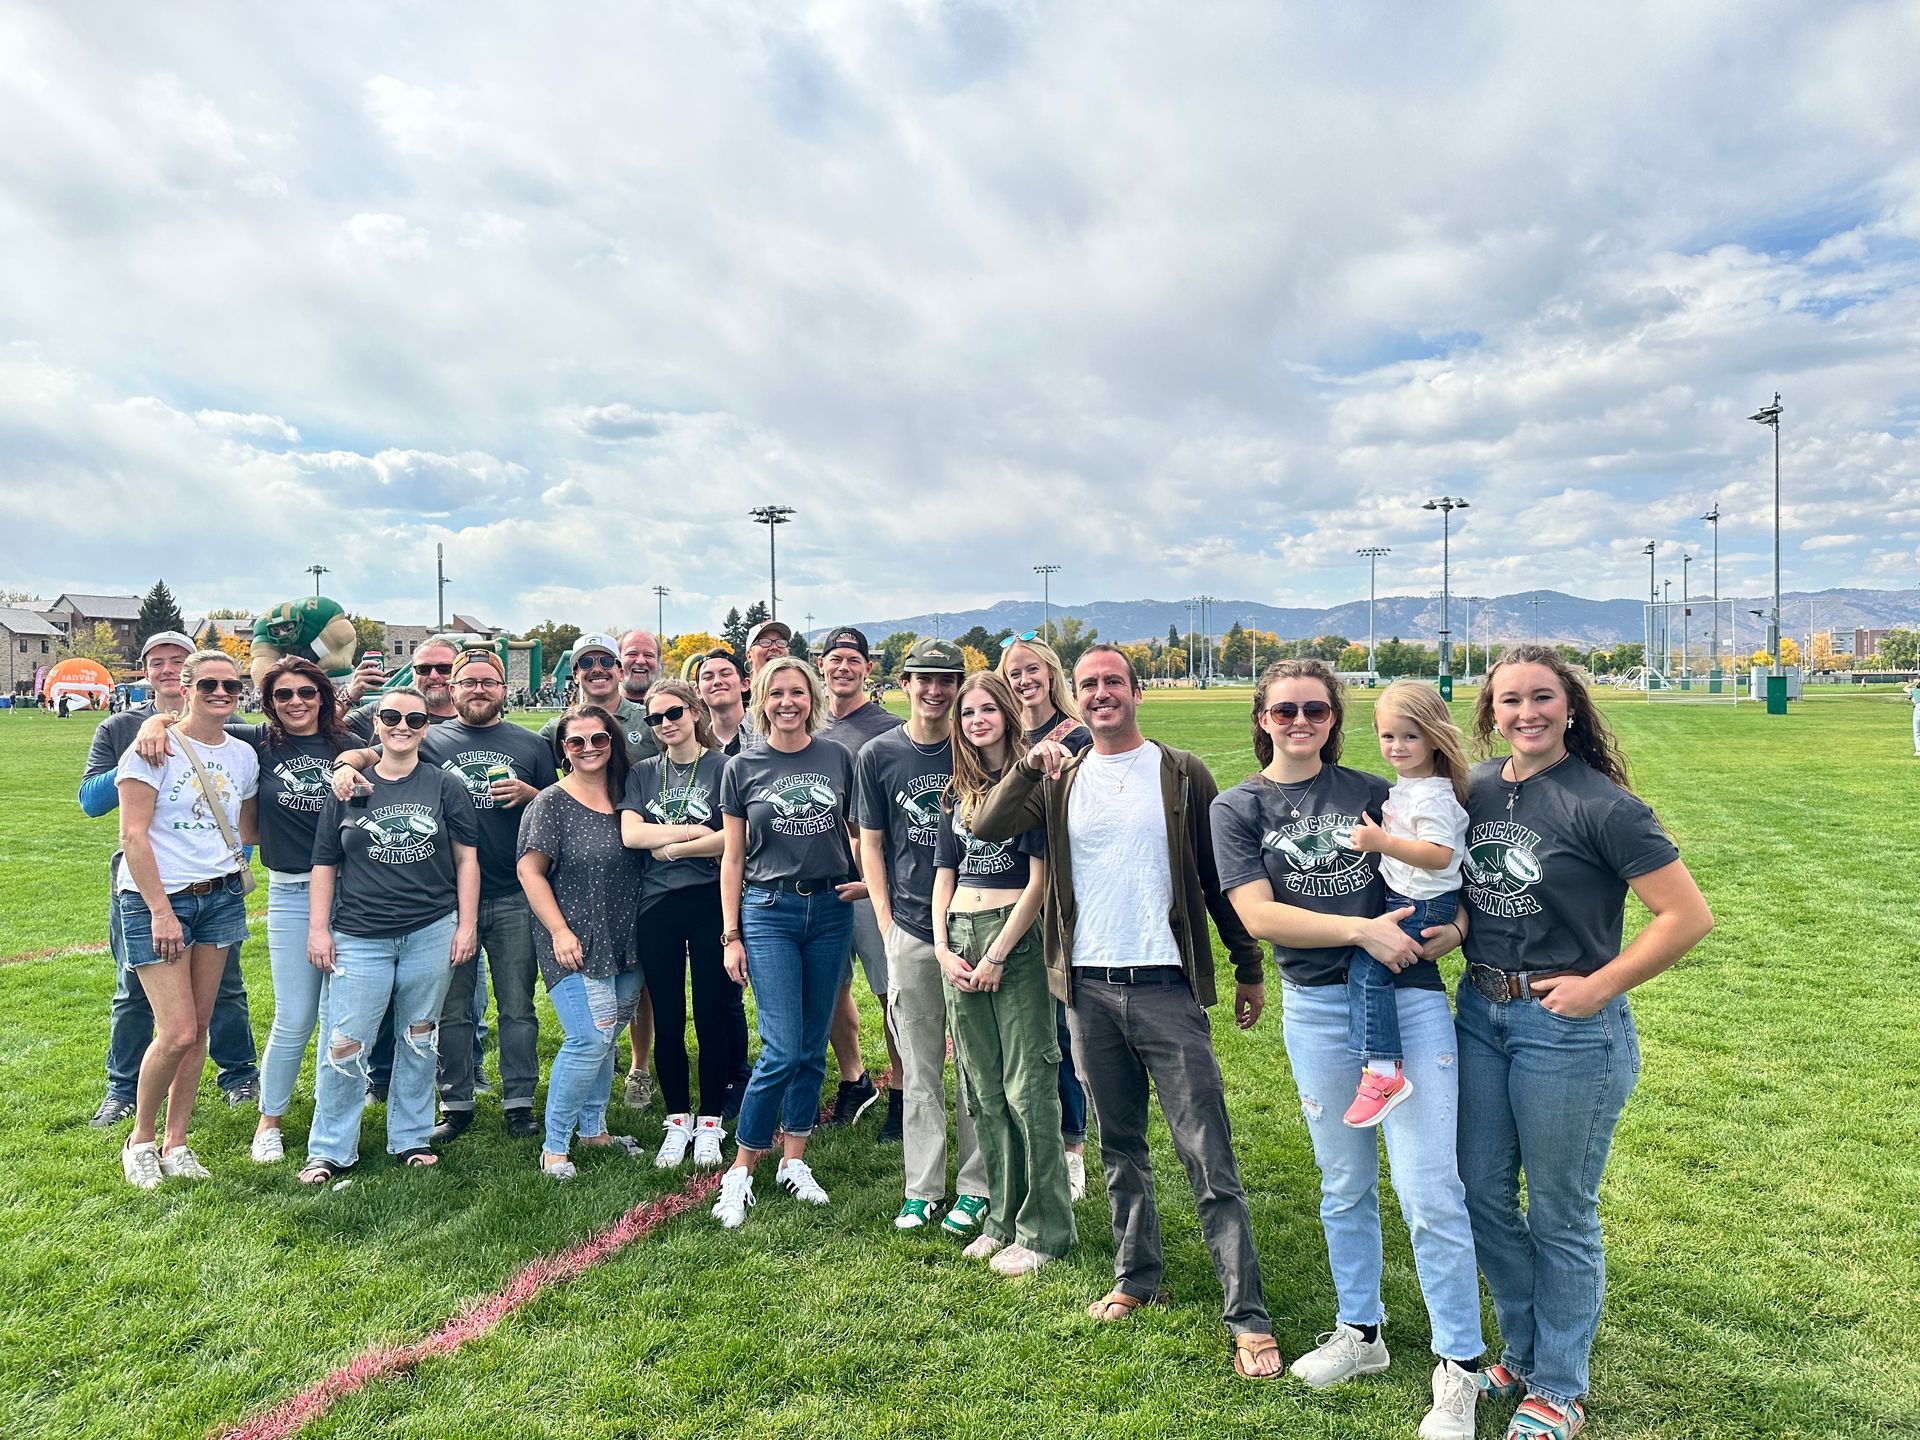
[1342,680,1471,1128]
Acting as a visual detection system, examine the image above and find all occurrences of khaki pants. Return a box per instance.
[886,925,985,1202]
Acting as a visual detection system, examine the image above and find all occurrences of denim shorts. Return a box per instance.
[118,878,250,967]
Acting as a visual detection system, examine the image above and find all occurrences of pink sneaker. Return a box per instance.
[1343,1068,1414,1128]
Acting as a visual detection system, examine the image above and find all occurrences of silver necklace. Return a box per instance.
[1098,745,1148,793]
[906,733,949,758]
[1268,768,1320,819]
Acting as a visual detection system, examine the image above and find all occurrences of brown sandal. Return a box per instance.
[1231,1332,1284,1380]
[1087,1288,1170,1321]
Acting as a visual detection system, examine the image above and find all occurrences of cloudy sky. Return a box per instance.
[3,1,1916,635]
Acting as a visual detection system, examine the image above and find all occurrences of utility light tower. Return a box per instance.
[1421,497,1469,693]
[1357,547,1391,675]
[748,505,796,622]
[1748,393,1783,684]
[652,585,670,640]
[1033,563,1061,642]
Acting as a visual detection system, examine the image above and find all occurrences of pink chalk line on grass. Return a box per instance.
[213,1169,722,1440]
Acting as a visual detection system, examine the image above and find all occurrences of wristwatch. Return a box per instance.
[719,930,742,946]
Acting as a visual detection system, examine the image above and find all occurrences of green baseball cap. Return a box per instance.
[902,637,965,674]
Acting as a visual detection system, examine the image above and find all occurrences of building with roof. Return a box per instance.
[47,593,142,657]
[1,607,62,697]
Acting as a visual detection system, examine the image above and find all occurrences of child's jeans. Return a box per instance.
[1347,890,1459,1064]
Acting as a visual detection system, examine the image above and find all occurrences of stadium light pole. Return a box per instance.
[1422,497,1468,692]
[1749,393,1783,679]
[1528,593,1542,643]
[652,584,670,640]
[1681,554,1692,681]
[1463,593,1474,680]
[1033,564,1060,643]
[307,563,328,597]
[1702,503,1721,673]
[748,505,796,622]
[1357,546,1390,675]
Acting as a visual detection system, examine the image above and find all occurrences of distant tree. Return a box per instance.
[743,600,771,629]
[1555,644,1585,670]
[662,631,727,679]
[62,620,127,669]
[1117,642,1155,681]
[134,580,185,649]
[1779,635,1801,667]
[877,631,917,679]
[721,607,747,653]
[345,614,387,662]
[1337,643,1370,672]
[1374,637,1434,678]
[524,619,582,659]
[960,643,990,674]
[1877,628,1919,669]
[215,632,252,668]
[1308,634,1351,663]
[1050,616,1099,674]
[955,625,1012,670]
[1167,623,1182,654]
[788,632,812,665]
[1610,641,1645,672]
[205,606,250,620]
[1809,634,1842,672]
[1,588,43,606]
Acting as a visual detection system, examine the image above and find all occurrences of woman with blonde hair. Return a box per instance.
[711,657,865,1227]
[932,670,1071,1274]
[995,633,1091,1198]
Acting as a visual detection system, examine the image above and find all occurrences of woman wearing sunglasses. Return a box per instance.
[518,704,648,1179]
[996,634,1092,1200]
[299,688,479,1183]
[114,651,260,1189]
[1212,660,1487,1437]
[619,680,744,1167]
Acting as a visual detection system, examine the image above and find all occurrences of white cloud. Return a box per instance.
[338,212,431,260]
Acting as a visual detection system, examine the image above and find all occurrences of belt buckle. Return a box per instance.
[794,879,815,897]
[1469,965,1509,1005]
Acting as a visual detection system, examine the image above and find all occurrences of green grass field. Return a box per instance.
[2,690,1916,1439]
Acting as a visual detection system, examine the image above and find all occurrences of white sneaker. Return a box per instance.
[655,1117,693,1169]
[712,1166,755,1228]
[1066,1150,1088,1202]
[961,1234,1006,1261]
[1289,1322,1390,1388]
[1417,1360,1479,1440]
[250,1128,285,1164]
[691,1116,726,1167]
[122,1139,163,1190]
[777,1157,829,1205]
[989,1242,1053,1277]
[160,1145,210,1180]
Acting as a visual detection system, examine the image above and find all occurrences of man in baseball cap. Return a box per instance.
[743,620,793,676]
[541,633,657,765]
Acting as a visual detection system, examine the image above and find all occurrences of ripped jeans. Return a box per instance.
[306,914,458,1167]
[1280,978,1484,1362]
[545,968,643,1156]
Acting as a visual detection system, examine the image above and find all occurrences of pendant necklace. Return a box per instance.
[1270,768,1320,819]
[665,754,700,822]
[1102,745,1147,793]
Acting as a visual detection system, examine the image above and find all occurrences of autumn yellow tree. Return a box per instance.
[216,632,252,668]
[61,621,127,670]
[662,631,727,679]
[960,644,990,674]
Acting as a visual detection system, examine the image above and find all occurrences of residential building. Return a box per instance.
[1,607,62,697]
[47,593,142,657]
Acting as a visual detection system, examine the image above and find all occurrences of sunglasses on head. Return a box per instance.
[644,704,689,728]
[1017,630,1040,642]
[375,708,431,730]
[415,662,453,676]
[576,654,619,671]
[562,731,613,752]
[193,677,244,695]
[1265,700,1333,723]
[272,684,321,702]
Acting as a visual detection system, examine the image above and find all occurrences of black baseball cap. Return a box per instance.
[819,626,870,660]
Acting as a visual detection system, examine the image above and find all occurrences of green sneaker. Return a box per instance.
[941,1194,989,1235]
[894,1198,939,1230]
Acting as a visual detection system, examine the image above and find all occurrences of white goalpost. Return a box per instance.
[1641,598,1744,702]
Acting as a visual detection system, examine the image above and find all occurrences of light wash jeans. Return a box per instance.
[261,876,322,1119]
[735,887,854,1153]
[307,914,458,1166]
[545,968,643,1154]
[1455,983,1640,1408]
[1281,978,1485,1362]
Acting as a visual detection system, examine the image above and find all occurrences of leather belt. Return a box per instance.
[754,876,847,897]
[172,872,244,897]
[1080,965,1187,987]
[1467,963,1575,1004]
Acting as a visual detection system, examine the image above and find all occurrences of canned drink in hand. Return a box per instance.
[348,771,375,810]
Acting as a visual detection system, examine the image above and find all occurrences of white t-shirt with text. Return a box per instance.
[115,732,259,891]
[1067,742,1180,969]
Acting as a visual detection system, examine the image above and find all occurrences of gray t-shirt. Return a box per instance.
[855,728,952,942]
[620,749,730,911]
[820,699,901,756]
[237,726,352,874]
[312,765,479,938]
[719,738,858,886]
[1462,756,1679,977]
[418,718,558,898]
[517,786,645,988]
[540,696,659,766]
[934,785,1046,892]
[1210,765,1435,989]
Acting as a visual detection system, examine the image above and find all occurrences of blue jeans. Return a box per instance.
[545,969,643,1153]
[261,877,323,1119]
[1056,1000,1087,1142]
[306,915,458,1166]
[1281,979,1484,1362]
[1347,890,1458,1064]
[1455,983,1640,1408]
[104,854,257,1099]
[438,894,538,1112]
[735,887,855,1153]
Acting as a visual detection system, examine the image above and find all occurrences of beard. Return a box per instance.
[456,692,503,726]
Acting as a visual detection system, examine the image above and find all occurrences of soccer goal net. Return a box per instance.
[1641,599,1743,701]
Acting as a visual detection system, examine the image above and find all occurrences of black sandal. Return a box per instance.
[297,1159,351,1186]
[395,1148,438,1168]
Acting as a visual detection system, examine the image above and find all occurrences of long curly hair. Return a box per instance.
[1252,658,1346,767]
[946,671,1021,825]
[261,657,350,750]
[1471,644,1631,790]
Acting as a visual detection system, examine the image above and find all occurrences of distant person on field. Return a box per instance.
[1906,679,1920,756]
[80,630,258,1127]
[1456,645,1712,1440]
[114,650,259,1189]
[974,645,1283,1381]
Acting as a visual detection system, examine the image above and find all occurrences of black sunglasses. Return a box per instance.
[562,731,613,752]
[415,662,453,676]
[375,708,431,730]
[1265,701,1333,723]
[272,684,321,701]
[193,677,244,695]
[575,654,619,671]
[644,704,689,728]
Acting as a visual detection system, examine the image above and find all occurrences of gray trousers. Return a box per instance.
[439,893,540,1112]
[1068,969,1271,1334]
[886,925,985,1202]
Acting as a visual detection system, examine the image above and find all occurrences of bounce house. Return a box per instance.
[44,658,115,712]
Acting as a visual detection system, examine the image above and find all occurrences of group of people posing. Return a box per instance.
[86,618,1711,1440]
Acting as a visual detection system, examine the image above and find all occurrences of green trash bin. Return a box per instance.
[1438,675,1454,702]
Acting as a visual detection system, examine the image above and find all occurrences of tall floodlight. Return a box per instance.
[1462,594,1474,680]
[1749,394,1783,679]
[1421,497,1469,690]
[653,585,670,639]
[1034,564,1060,642]
[436,543,449,630]
[1702,503,1722,672]
[1528,593,1542,643]
[1681,554,1692,681]
[307,563,329,596]
[1357,547,1391,674]
[748,505,796,622]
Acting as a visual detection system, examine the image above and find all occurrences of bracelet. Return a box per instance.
[1446,921,1464,941]
[720,930,742,946]
[981,954,1005,966]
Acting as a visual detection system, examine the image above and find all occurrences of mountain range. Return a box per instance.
[814,587,1920,652]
